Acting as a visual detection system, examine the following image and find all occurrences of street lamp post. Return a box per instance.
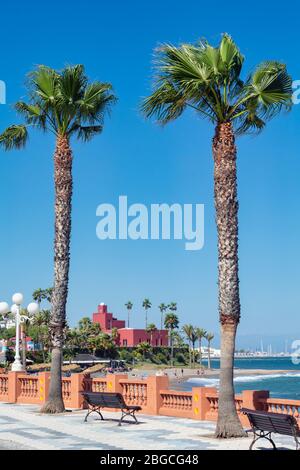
[0,293,39,371]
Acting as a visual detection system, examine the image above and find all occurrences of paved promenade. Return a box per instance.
[0,403,296,450]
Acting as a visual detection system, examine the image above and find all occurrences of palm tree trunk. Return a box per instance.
[199,338,202,368]
[213,122,245,437]
[41,134,73,413]
[192,343,195,368]
[188,341,191,368]
[170,330,174,367]
[207,341,211,369]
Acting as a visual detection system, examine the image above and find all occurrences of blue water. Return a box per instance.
[183,358,300,400]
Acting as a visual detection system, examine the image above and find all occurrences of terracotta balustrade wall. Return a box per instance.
[0,374,8,401]
[0,371,299,427]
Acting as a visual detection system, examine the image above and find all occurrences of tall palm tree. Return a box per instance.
[0,64,116,413]
[142,33,291,437]
[206,332,214,370]
[158,303,167,331]
[142,298,152,328]
[195,328,207,368]
[146,323,157,345]
[32,311,46,358]
[31,309,51,362]
[158,303,167,346]
[190,328,198,369]
[182,324,193,368]
[164,313,179,366]
[125,301,133,328]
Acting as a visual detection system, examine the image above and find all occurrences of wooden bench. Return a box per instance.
[82,391,142,426]
[241,407,300,450]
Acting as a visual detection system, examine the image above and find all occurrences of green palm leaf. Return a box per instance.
[0,64,117,149]
[142,34,292,132]
[0,125,28,150]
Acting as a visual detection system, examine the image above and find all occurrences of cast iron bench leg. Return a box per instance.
[84,407,104,423]
[119,409,139,426]
[249,430,277,450]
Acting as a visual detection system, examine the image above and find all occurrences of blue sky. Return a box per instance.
[0,0,299,348]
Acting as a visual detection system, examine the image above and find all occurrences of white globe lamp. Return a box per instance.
[12,293,23,306]
[11,304,18,315]
[0,302,9,316]
[27,302,39,316]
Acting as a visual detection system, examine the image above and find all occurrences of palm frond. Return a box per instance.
[58,65,87,104]
[219,34,244,80]
[29,65,59,107]
[73,124,103,141]
[235,113,265,135]
[15,101,47,130]
[77,82,116,124]
[247,61,292,112]
[0,125,28,150]
[141,81,186,124]
[142,34,292,133]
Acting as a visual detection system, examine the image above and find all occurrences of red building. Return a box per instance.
[92,303,168,347]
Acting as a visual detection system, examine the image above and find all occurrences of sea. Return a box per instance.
[180,357,300,400]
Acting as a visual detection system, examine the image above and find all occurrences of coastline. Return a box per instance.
[130,367,300,388]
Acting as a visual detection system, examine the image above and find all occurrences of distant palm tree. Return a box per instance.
[0,65,116,413]
[32,288,53,307]
[32,289,45,307]
[171,331,185,348]
[190,328,198,369]
[111,327,119,345]
[146,323,157,345]
[45,288,53,304]
[164,313,179,366]
[32,311,46,361]
[142,299,152,328]
[182,324,193,368]
[87,335,100,356]
[136,341,152,360]
[125,301,133,328]
[168,302,177,313]
[158,303,167,331]
[78,317,93,332]
[66,328,82,350]
[206,333,214,370]
[142,33,292,437]
[195,328,207,368]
